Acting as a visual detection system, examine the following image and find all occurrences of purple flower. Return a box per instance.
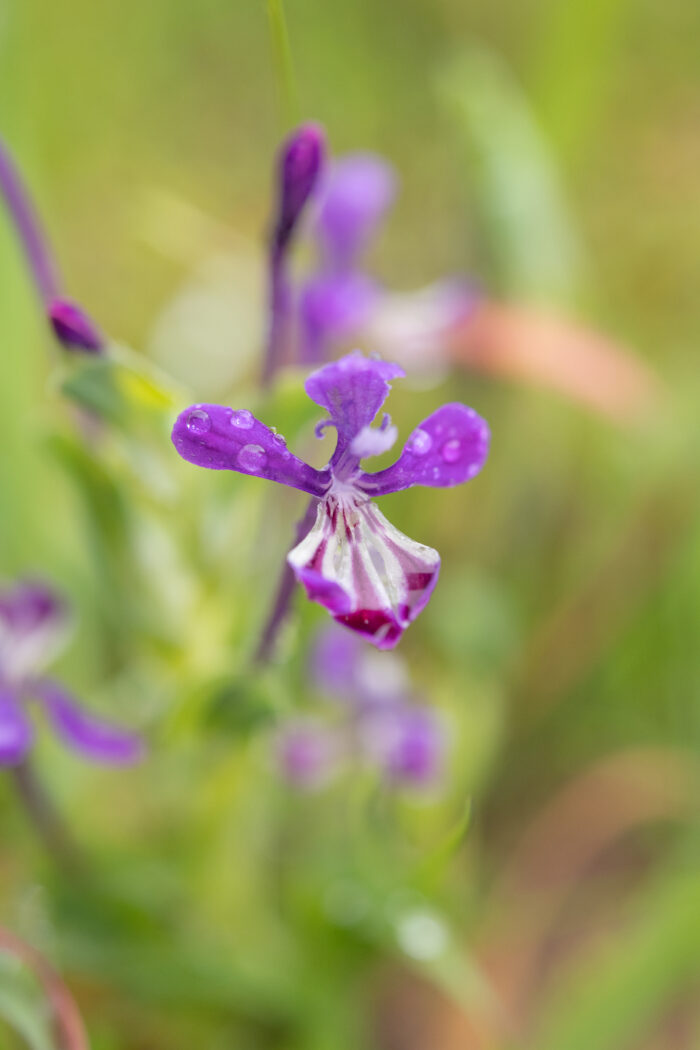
[171,351,489,648]
[277,625,444,789]
[0,136,104,354]
[314,154,396,272]
[0,581,143,766]
[362,705,444,786]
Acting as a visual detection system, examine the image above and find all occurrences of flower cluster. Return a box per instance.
[265,126,478,376]
[172,350,489,648]
[277,626,444,789]
[0,581,143,766]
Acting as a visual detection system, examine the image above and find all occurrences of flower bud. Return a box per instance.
[273,123,325,253]
[48,297,104,353]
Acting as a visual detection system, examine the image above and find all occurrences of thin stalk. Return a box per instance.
[261,245,292,388]
[266,0,301,127]
[11,760,83,874]
[255,496,317,663]
[0,136,60,303]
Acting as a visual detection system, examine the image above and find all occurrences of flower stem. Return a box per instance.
[0,135,60,303]
[266,0,301,127]
[11,760,83,874]
[0,927,89,1050]
[255,496,317,663]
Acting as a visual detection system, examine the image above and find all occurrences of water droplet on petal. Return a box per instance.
[407,428,432,456]
[272,432,287,449]
[441,439,461,463]
[186,409,211,434]
[231,409,254,429]
[431,466,441,481]
[237,444,267,472]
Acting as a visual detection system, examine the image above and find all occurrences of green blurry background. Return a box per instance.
[1,0,699,1047]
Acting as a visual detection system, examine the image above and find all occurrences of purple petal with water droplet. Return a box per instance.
[360,403,490,495]
[36,679,144,765]
[171,403,331,497]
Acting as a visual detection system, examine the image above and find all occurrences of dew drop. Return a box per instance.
[230,409,254,429]
[237,444,267,472]
[441,439,461,463]
[407,428,432,456]
[186,409,211,434]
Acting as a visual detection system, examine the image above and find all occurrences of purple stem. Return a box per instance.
[261,245,293,388]
[11,760,84,874]
[255,496,318,663]
[0,136,61,303]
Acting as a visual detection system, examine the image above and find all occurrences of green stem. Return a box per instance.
[266,0,301,126]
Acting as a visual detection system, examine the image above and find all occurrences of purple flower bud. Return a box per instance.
[273,123,326,253]
[48,297,104,354]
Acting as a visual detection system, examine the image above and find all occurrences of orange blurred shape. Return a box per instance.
[450,301,662,424]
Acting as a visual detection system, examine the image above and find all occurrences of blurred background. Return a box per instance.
[0,0,699,1047]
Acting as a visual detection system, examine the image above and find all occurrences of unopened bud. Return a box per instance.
[48,297,104,354]
[273,123,325,253]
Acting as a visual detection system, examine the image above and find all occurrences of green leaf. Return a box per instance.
[439,46,584,304]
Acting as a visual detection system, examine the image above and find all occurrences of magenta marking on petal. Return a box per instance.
[288,494,440,649]
[172,403,331,497]
[295,568,353,617]
[360,402,490,495]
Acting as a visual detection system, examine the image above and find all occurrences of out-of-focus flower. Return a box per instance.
[0,581,143,766]
[172,351,489,648]
[0,136,104,354]
[275,719,341,789]
[276,626,444,789]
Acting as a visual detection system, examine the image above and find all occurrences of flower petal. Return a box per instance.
[0,687,33,764]
[0,581,70,684]
[305,352,404,472]
[315,153,396,269]
[288,493,440,650]
[36,679,144,765]
[362,705,444,785]
[300,272,379,362]
[172,403,331,497]
[360,402,490,495]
